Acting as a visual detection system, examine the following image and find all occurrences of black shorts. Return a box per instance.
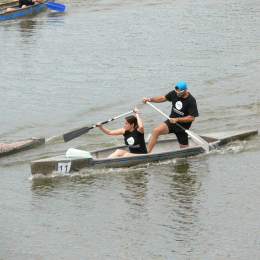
[164,120,189,145]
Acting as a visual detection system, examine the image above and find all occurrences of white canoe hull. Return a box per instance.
[30,130,258,175]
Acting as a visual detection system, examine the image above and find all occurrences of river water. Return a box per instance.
[1,0,260,259]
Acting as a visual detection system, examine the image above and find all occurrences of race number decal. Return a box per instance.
[55,160,72,173]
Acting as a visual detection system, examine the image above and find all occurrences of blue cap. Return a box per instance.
[175,81,188,90]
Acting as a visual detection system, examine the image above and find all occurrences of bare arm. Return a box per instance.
[134,108,144,134]
[142,96,167,103]
[170,115,195,124]
[97,123,125,135]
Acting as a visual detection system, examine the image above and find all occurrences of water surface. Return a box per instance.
[1,0,260,259]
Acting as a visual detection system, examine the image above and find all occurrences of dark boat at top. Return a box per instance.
[0,0,53,21]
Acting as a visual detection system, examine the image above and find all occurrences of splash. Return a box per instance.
[212,140,246,155]
[46,135,63,143]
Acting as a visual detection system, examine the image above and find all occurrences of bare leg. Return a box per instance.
[123,152,134,156]
[6,7,17,11]
[147,123,169,153]
[6,5,28,11]
[108,149,130,158]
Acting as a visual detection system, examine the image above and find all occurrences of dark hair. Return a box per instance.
[125,116,138,128]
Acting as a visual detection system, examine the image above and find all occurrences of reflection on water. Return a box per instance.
[30,173,96,193]
[121,172,149,215]
[168,162,201,246]
[170,162,200,205]
[170,162,199,205]
[46,12,65,24]
[19,19,37,31]
[18,19,37,39]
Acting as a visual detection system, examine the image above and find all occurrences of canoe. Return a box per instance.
[30,130,258,175]
[0,0,53,21]
[0,137,45,158]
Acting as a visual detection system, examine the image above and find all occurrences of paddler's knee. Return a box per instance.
[152,128,161,137]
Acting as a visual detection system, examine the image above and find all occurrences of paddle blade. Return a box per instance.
[44,2,65,12]
[63,126,92,143]
[186,130,210,153]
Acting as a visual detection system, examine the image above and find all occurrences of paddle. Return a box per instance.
[146,101,210,153]
[63,110,134,143]
[44,2,65,12]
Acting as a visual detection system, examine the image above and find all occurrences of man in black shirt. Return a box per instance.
[142,81,199,153]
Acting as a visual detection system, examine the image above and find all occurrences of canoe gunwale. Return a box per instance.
[92,144,205,162]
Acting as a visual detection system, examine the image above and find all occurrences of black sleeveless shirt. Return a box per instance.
[123,128,147,154]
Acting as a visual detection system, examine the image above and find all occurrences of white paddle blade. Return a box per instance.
[186,130,210,153]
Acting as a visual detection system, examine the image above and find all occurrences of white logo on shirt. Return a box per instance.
[127,137,135,145]
[175,101,182,110]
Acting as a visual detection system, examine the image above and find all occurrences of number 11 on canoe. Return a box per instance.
[63,111,134,143]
